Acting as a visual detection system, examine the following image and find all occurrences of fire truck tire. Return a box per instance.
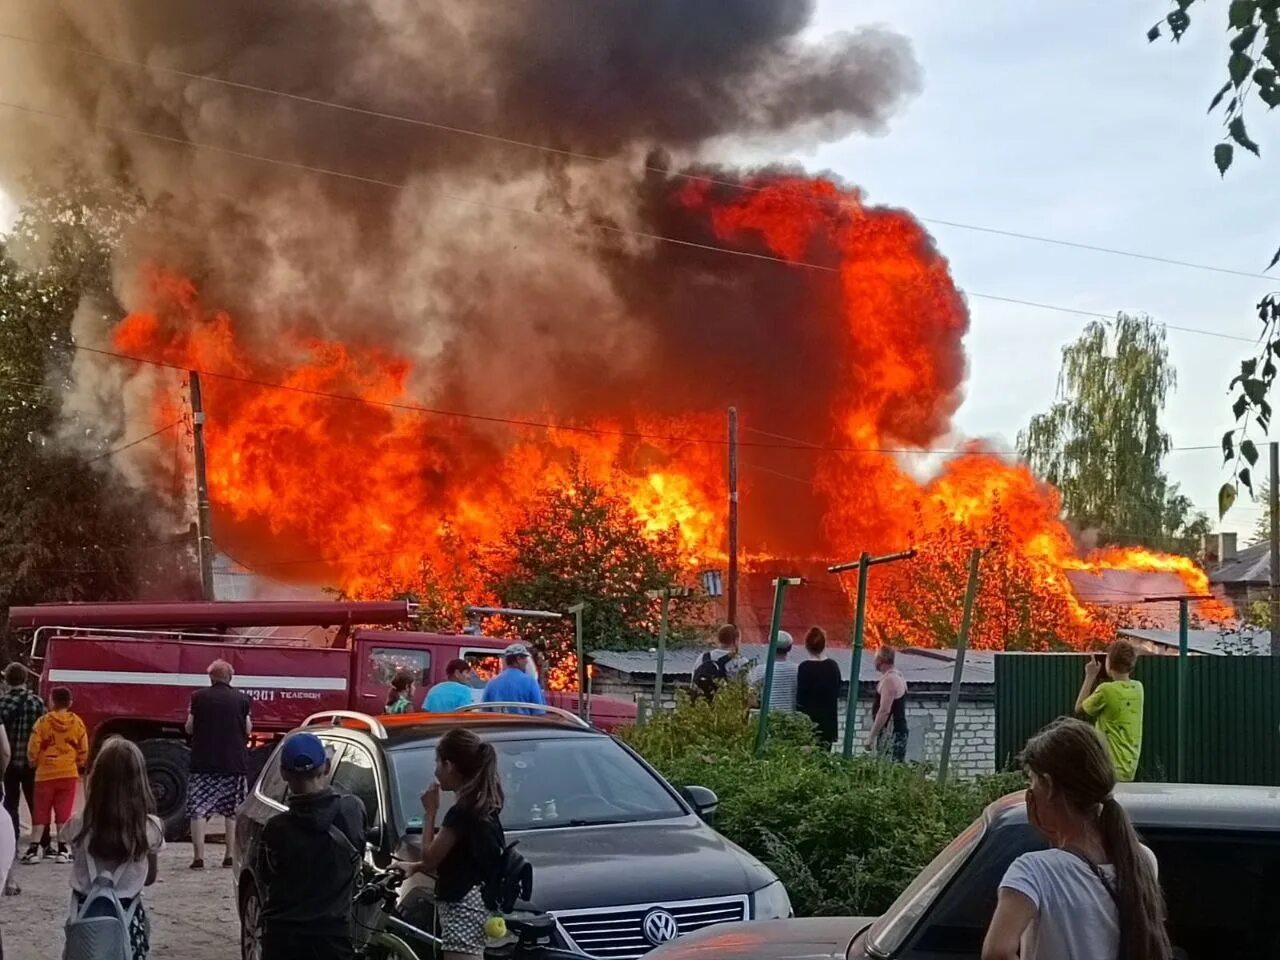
[245,743,274,787]
[138,738,191,841]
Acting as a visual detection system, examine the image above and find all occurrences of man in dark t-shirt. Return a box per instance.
[185,659,252,869]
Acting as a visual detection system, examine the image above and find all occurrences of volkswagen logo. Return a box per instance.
[642,908,679,945]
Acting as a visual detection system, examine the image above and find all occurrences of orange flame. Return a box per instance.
[112,173,1231,658]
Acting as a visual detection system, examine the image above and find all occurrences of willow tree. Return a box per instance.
[1018,313,1210,553]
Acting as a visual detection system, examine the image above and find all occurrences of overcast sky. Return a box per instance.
[1,2,1274,541]
[795,0,1278,540]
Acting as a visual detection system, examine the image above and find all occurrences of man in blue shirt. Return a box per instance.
[481,643,545,715]
[424,659,477,713]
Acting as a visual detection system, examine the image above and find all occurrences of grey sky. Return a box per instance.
[796,0,1276,539]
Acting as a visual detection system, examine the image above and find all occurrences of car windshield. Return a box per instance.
[863,815,987,958]
[389,735,687,833]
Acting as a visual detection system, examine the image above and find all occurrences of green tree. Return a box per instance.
[0,177,183,650]
[1147,2,1280,512]
[485,460,696,662]
[1018,313,1210,552]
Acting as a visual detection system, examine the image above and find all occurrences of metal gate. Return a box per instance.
[994,652,1280,785]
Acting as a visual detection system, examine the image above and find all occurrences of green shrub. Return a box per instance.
[622,684,1024,917]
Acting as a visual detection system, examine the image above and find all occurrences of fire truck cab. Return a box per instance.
[8,600,636,837]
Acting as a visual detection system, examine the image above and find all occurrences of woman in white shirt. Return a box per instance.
[982,718,1170,960]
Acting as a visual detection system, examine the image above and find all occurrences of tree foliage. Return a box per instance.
[1017,313,1209,552]
[0,176,186,650]
[485,459,697,661]
[1148,2,1280,512]
[622,684,1025,917]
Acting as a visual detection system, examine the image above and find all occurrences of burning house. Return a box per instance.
[0,2,1228,653]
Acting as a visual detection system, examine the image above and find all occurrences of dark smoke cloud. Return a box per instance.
[0,0,921,559]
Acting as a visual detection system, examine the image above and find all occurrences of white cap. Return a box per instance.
[503,642,531,658]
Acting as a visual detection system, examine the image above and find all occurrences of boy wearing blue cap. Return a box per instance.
[256,733,367,960]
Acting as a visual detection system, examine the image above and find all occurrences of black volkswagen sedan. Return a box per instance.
[233,707,791,960]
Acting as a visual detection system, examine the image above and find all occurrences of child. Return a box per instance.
[1075,639,1144,782]
[256,732,366,960]
[385,669,416,715]
[23,686,87,864]
[64,737,164,959]
[409,728,505,960]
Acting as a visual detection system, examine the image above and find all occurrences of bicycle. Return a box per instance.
[353,866,583,960]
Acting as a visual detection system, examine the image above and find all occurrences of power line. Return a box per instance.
[0,103,1263,346]
[3,29,1275,284]
[0,99,831,275]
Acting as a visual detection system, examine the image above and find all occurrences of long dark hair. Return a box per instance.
[74,737,155,864]
[438,728,503,815]
[1021,718,1170,960]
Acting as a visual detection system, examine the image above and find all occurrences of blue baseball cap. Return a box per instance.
[280,733,327,774]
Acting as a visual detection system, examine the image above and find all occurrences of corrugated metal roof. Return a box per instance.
[1208,540,1271,586]
[590,644,996,686]
[1120,626,1272,656]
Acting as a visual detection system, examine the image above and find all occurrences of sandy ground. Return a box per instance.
[3,840,241,960]
[3,788,240,960]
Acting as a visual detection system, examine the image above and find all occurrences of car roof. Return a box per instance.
[987,782,1280,832]
[309,710,610,748]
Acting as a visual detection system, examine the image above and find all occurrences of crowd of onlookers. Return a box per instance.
[692,623,910,755]
[0,630,1159,960]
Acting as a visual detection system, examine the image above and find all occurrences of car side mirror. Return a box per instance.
[366,824,392,868]
[680,785,719,820]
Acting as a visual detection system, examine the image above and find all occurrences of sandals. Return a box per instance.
[189,858,205,870]
[3,881,19,896]
[222,855,233,868]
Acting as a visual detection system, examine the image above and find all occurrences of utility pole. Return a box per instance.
[938,548,983,783]
[189,372,215,601]
[828,549,916,758]
[1270,442,1279,656]
[727,406,739,628]
[647,587,693,712]
[755,577,804,755]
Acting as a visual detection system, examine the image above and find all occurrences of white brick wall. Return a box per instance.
[595,676,996,779]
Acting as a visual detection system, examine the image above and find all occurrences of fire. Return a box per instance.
[110,172,1230,659]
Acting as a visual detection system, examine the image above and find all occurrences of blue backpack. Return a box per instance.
[63,850,138,960]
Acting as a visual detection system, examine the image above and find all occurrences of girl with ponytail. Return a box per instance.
[982,717,1170,960]
[408,728,506,960]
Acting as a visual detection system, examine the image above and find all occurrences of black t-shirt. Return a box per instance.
[796,658,842,744]
[189,681,251,775]
[435,804,505,903]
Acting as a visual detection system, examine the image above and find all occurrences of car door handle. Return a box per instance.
[363,693,379,699]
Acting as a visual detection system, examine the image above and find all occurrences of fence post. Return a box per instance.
[653,590,670,712]
[938,548,982,783]
[754,578,802,755]
[1177,598,1188,783]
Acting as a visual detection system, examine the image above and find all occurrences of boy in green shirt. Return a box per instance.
[1075,639,1143,781]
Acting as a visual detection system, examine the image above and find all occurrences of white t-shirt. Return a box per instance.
[749,659,799,712]
[65,814,166,900]
[999,846,1158,960]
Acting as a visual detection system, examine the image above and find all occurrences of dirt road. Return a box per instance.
[2,841,240,960]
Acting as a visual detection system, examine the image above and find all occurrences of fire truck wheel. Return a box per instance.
[245,743,274,787]
[138,738,191,841]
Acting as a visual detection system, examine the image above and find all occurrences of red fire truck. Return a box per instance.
[8,600,636,836]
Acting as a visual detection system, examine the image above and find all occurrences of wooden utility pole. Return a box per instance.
[189,372,215,601]
[1270,442,1280,656]
[727,406,739,628]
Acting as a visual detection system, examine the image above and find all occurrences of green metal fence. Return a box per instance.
[995,652,1280,785]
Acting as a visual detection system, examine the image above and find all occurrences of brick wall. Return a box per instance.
[594,675,996,779]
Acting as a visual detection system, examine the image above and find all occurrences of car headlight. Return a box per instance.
[750,880,792,920]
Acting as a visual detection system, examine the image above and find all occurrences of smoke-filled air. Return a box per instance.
[0,1,1229,648]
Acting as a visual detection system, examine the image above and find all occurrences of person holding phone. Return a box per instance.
[1074,640,1144,783]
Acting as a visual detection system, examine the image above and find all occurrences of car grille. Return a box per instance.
[554,896,748,959]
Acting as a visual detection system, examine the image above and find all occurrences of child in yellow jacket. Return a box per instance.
[23,686,87,863]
